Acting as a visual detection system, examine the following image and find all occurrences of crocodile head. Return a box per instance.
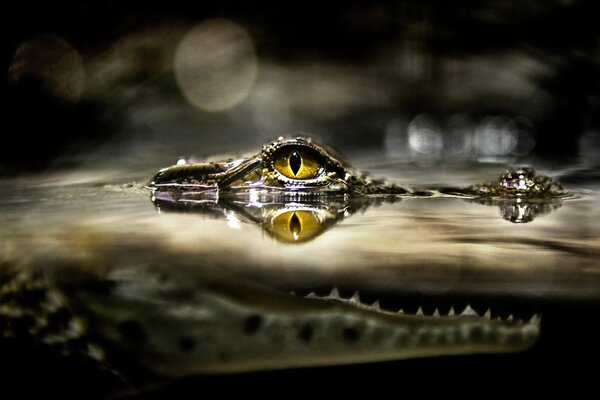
[149,137,567,205]
[149,137,568,231]
[149,137,407,195]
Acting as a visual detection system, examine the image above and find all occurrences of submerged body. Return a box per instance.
[1,259,540,378]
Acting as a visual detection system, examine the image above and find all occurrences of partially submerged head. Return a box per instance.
[149,137,381,194]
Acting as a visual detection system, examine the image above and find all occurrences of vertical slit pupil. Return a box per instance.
[289,151,302,176]
[289,212,302,238]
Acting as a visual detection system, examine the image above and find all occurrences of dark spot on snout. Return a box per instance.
[343,327,360,343]
[118,320,147,344]
[14,287,46,309]
[298,324,314,342]
[44,306,72,333]
[178,337,196,353]
[79,279,116,295]
[244,315,263,334]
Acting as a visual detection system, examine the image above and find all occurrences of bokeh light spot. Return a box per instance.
[475,116,517,157]
[9,34,85,102]
[174,19,257,112]
[408,114,443,163]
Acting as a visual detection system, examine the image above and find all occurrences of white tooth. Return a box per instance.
[329,287,340,299]
[484,309,491,319]
[448,306,455,316]
[462,305,477,316]
[416,307,424,316]
[529,314,541,324]
[371,300,381,310]
[433,308,440,317]
[507,315,514,321]
[350,291,361,304]
[398,308,404,314]
[496,316,502,322]
[290,291,296,296]
[306,292,317,298]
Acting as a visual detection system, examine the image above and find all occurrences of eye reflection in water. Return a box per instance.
[151,190,383,243]
[270,210,322,242]
[151,188,563,243]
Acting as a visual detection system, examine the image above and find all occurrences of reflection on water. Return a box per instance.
[152,189,564,245]
[468,197,563,224]
[152,191,386,243]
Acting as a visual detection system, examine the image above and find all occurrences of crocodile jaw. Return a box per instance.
[70,271,539,376]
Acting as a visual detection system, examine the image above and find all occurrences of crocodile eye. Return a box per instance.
[270,210,322,242]
[273,146,321,180]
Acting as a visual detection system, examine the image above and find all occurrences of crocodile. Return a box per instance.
[0,136,569,395]
[149,136,566,197]
[149,136,567,229]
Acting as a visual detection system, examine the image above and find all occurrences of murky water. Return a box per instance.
[1,160,599,396]
[2,162,598,298]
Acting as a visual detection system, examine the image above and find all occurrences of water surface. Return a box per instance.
[1,161,599,396]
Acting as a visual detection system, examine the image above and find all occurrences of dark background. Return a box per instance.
[3,0,600,173]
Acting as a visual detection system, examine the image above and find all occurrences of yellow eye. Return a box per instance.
[269,210,323,242]
[273,147,321,180]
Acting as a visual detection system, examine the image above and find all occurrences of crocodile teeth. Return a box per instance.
[329,287,340,299]
[462,305,477,316]
[294,289,539,325]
